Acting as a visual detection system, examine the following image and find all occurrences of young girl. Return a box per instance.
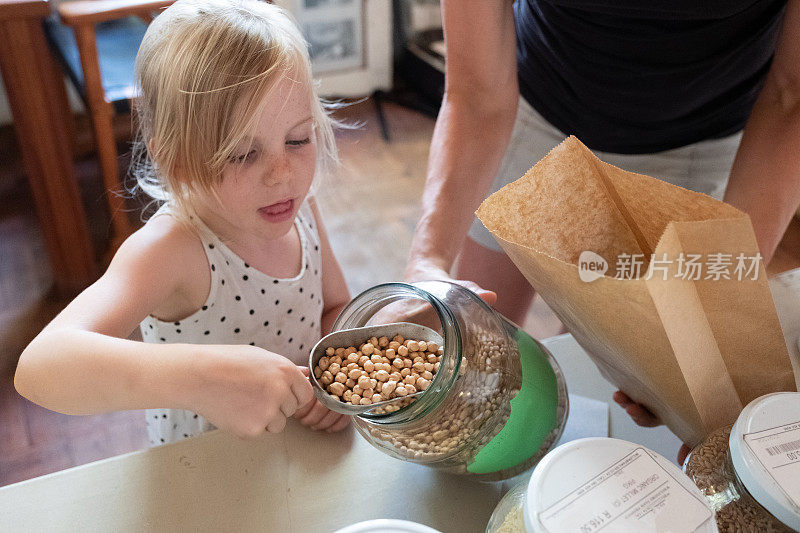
[14,0,352,444]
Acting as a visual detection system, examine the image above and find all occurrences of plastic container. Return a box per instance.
[332,281,568,480]
[487,437,716,533]
[684,392,800,532]
[333,519,442,533]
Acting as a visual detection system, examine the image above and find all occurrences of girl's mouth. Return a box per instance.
[258,199,295,223]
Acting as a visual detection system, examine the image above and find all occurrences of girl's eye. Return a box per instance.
[230,149,257,164]
[286,137,311,147]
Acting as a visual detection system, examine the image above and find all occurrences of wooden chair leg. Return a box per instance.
[72,22,134,251]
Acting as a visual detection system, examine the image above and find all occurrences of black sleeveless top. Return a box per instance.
[515,0,787,153]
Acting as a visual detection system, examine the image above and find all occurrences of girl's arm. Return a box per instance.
[309,197,350,335]
[293,198,351,432]
[15,217,312,437]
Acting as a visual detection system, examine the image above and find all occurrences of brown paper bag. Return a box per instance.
[476,136,796,446]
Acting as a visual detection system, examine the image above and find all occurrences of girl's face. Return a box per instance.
[199,74,317,243]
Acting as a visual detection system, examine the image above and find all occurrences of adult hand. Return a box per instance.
[405,259,497,306]
[613,390,690,464]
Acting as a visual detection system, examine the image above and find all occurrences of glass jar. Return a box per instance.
[684,392,800,533]
[332,281,569,481]
[487,438,717,533]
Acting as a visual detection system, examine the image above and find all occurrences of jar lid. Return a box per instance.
[729,392,800,530]
[332,520,442,533]
[524,437,715,533]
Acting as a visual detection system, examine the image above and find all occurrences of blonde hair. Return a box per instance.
[131,0,337,217]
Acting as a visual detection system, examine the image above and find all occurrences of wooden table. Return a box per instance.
[0,0,96,295]
[1,270,797,532]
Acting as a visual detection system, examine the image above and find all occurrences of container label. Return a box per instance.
[538,448,712,532]
[744,420,800,508]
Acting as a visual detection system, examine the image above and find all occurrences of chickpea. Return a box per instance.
[403,375,417,386]
[353,385,363,396]
[363,360,375,373]
[343,389,353,402]
[390,371,403,381]
[395,385,408,397]
[325,347,335,356]
[392,358,404,369]
[412,362,426,373]
[345,347,357,355]
[357,375,371,389]
[335,372,347,384]
[434,362,440,372]
[350,394,361,405]
[361,388,374,398]
[437,348,443,356]
[400,368,411,378]
[424,362,434,372]
[413,355,425,364]
[358,355,369,366]
[388,341,401,351]
[378,336,389,348]
[369,378,377,390]
[346,362,358,371]
[346,378,356,388]
[331,355,343,366]
[405,384,417,394]
[346,353,359,364]
[372,393,383,403]
[385,348,396,359]
[329,382,346,396]
[382,380,398,396]
[375,370,390,382]
[360,397,372,406]
[349,368,363,380]
[370,354,382,363]
[416,377,430,390]
[422,370,433,380]
[328,363,341,375]
[335,347,346,357]
[397,345,409,357]
[426,342,438,353]
[318,356,330,370]
[361,343,374,356]
[427,354,437,364]
[406,340,420,352]
[403,359,413,369]
[418,341,428,352]
[320,370,333,385]
[393,335,404,344]
[314,366,323,379]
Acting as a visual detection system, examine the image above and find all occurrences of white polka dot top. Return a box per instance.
[140,200,324,445]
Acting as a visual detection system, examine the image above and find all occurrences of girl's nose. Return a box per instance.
[263,153,290,186]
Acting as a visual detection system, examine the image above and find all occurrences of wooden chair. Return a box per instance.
[44,0,174,250]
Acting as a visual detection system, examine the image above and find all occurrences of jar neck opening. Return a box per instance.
[332,282,464,424]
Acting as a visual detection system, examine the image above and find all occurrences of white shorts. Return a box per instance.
[468,97,744,252]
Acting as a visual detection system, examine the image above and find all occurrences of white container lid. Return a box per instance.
[332,519,442,533]
[729,392,800,531]
[524,437,715,533]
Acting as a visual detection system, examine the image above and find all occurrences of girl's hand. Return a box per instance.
[294,366,350,432]
[294,397,351,433]
[192,345,314,438]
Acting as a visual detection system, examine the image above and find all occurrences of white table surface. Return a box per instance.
[1,269,797,533]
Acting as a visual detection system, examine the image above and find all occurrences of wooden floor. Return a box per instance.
[1,99,799,487]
